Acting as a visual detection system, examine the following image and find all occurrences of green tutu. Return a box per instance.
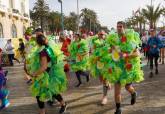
[26,40,67,102]
[69,39,89,72]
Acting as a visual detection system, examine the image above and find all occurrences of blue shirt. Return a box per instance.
[147,36,163,54]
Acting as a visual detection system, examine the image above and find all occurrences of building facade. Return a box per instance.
[0,0,30,39]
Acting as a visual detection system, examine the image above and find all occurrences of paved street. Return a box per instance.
[1,60,165,114]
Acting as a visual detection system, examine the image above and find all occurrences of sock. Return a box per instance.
[116,103,121,109]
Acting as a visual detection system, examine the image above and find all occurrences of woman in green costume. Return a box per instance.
[89,31,113,105]
[25,35,67,114]
[69,33,89,87]
[106,21,143,114]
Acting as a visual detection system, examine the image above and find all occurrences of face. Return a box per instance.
[117,23,124,34]
[161,31,165,36]
[150,30,156,37]
[7,40,11,44]
[74,34,79,41]
[98,34,104,39]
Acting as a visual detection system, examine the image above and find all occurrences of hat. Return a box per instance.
[89,31,94,36]
[34,28,43,33]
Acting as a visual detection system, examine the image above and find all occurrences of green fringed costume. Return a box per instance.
[89,36,117,81]
[26,39,67,102]
[69,39,89,72]
[105,29,144,86]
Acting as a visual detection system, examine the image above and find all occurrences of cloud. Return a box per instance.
[30,0,164,28]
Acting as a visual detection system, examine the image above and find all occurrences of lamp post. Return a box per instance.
[77,0,80,33]
[58,0,64,35]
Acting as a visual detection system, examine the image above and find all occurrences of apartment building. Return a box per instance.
[0,0,30,39]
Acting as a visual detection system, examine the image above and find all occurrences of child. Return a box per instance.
[0,48,2,65]
[0,65,10,110]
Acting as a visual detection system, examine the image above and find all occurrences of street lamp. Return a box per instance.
[77,0,80,33]
[58,0,64,35]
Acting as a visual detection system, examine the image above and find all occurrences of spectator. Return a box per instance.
[0,65,10,110]
[6,39,20,66]
[0,48,2,65]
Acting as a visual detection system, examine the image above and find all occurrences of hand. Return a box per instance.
[120,52,129,59]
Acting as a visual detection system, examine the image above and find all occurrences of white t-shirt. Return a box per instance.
[141,36,148,44]
[6,43,14,54]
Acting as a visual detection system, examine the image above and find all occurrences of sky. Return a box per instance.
[29,0,165,29]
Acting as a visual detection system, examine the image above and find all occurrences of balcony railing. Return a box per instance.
[0,4,7,12]
[12,9,19,14]
[23,13,29,18]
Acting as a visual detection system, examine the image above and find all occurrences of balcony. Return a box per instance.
[23,13,29,18]
[0,4,7,13]
[12,9,19,14]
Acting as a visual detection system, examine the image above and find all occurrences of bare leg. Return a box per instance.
[125,84,137,105]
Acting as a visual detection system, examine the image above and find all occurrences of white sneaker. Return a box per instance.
[101,96,108,105]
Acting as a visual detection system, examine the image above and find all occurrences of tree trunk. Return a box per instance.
[40,17,43,30]
[150,20,154,29]
[139,22,142,35]
[154,22,156,29]
[143,22,146,31]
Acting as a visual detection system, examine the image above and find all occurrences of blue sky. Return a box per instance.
[29,0,165,29]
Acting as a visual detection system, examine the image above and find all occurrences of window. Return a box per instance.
[21,0,25,14]
[0,23,3,38]
[11,24,17,38]
[23,26,26,35]
[9,0,14,9]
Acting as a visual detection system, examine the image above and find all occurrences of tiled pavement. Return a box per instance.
[1,61,165,114]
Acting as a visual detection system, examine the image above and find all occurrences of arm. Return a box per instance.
[6,45,14,51]
[122,49,140,59]
[128,49,140,58]
[32,56,48,77]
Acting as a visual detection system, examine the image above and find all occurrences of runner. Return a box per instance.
[24,28,35,84]
[158,30,165,64]
[89,30,112,105]
[106,21,144,114]
[25,34,67,114]
[61,35,71,80]
[147,29,162,77]
[69,33,89,87]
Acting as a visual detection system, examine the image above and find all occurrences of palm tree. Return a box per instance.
[48,11,61,35]
[64,12,78,32]
[33,0,49,30]
[134,14,146,33]
[141,4,165,29]
[80,8,97,32]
